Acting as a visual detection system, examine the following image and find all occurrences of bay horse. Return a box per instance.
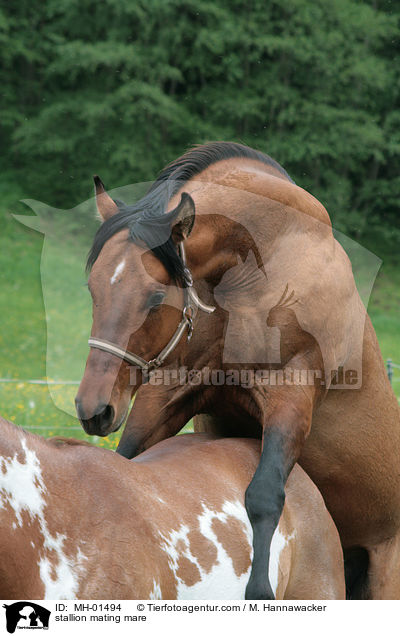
[75,142,400,599]
[0,417,344,599]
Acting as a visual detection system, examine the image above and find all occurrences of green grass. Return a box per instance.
[369,264,400,366]
[0,194,398,450]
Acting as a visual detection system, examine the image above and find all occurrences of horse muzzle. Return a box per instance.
[75,400,125,437]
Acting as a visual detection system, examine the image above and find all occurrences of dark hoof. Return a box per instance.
[245,579,275,600]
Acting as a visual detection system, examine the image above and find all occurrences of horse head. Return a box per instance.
[75,177,198,437]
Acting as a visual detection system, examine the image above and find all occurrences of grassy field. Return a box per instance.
[0,195,399,450]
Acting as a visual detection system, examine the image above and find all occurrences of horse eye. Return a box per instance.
[148,291,166,308]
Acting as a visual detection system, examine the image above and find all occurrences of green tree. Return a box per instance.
[0,0,399,254]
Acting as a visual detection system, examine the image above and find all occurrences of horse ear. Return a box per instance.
[93,175,118,221]
[170,193,195,244]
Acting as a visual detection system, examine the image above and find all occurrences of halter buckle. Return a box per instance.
[183,305,194,341]
[147,357,162,373]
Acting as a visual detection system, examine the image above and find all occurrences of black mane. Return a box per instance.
[86,142,293,280]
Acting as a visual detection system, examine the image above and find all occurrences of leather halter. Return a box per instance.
[88,244,215,373]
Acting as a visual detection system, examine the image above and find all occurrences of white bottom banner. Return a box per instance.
[0,600,395,636]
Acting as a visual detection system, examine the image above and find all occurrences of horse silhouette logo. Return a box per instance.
[2,602,50,633]
[14,187,380,399]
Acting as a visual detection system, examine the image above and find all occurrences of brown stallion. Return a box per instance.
[75,142,400,599]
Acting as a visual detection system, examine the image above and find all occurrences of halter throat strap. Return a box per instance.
[88,243,215,373]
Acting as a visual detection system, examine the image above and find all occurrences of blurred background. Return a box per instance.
[0,0,399,448]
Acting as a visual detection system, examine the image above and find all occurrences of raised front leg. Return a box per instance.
[245,395,313,600]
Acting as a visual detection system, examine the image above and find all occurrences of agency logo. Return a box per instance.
[2,603,50,634]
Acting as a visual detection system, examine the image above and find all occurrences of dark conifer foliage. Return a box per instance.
[1,0,399,252]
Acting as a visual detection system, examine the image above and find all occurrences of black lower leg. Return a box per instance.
[245,429,292,600]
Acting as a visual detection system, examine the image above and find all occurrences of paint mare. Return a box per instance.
[0,418,344,600]
[76,142,400,599]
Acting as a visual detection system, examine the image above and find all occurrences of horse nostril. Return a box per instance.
[101,404,114,425]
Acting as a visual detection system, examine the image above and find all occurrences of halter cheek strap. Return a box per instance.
[87,244,215,373]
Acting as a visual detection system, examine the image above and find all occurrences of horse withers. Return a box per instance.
[76,142,400,599]
[0,417,344,599]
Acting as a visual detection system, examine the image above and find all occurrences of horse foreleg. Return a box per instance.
[245,397,313,600]
[245,430,287,599]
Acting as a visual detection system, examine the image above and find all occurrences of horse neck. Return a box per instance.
[177,166,332,283]
[185,158,332,229]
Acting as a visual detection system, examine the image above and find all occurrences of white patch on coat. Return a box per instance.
[268,526,295,597]
[110,259,125,285]
[0,439,46,526]
[149,579,162,600]
[159,499,253,599]
[0,438,87,599]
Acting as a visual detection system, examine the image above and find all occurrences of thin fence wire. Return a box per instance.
[0,378,80,385]
[24,425,83,430]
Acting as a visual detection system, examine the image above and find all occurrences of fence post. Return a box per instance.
[387,358,393,385]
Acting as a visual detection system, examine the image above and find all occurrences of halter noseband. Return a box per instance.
[87,244,215,373]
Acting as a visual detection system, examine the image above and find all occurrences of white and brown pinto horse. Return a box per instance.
[76,142,400,599]
[0,418,344,600]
